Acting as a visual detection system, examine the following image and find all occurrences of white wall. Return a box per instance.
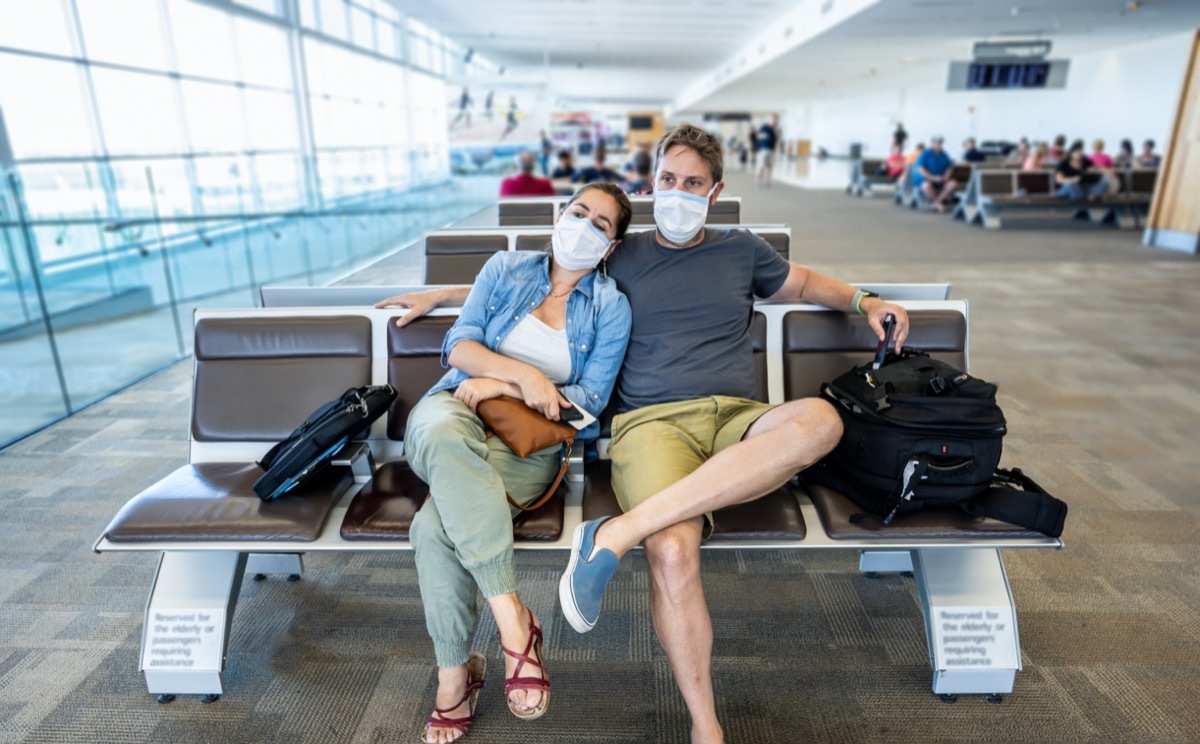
[792,32,1194,158]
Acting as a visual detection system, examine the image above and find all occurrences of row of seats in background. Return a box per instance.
[846,158,1158,230]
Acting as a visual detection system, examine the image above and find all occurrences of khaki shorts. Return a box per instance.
[607,396,775,538]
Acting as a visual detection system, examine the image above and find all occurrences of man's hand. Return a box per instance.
[861,298,909,353]
[375,289,446,328]
[453,378,509,411]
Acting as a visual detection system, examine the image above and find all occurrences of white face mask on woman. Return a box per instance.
[653,184,717,245]
[551,213,613,271]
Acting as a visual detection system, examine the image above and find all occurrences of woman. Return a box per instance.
[1114,139,1135,169]
[1023,141,1049,171]
[403,183,632,744]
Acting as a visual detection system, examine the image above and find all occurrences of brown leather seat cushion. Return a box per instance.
[103,463,348,542]
[340,461,565,542]
[806,482,1044,539]
[582,461,806,541]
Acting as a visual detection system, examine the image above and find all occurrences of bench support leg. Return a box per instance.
[859,550,913,574]
[246,553,304,580]
[140,551,247,698]
[911,548,1021,697]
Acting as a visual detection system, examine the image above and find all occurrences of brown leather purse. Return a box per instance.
[475,395,576,512]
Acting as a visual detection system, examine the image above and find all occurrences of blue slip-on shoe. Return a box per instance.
[559,517,619,633]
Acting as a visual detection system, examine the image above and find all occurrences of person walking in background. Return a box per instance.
[892,121,908,150]
[755,114,781,187]
[450,86,472,129]
[501,96,519,139]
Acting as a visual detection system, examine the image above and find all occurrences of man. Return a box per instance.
[913,135,958,212]
[571,150,624,185]
[499,151,556,197]
[961,137,986,163]
[377,124,909,744]
[754,114,781,187]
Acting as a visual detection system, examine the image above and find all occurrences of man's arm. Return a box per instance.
[768,263,910,351]
[374,287,471,327]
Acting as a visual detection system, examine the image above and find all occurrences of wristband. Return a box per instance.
[853,290,879,316]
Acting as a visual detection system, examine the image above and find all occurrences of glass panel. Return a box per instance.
[90,68,185,156]
[168,0,238,82]
[245,89,301,151]
[180,79,247,154]
[193,155,248,216]
[350,6,373,51]
[298,0,320,29]
[252,153,303,210]
[75,0,170,71]
[109,158,193,238]
[0,0,76,56]
[319,0,347,40]
[375,19,397,59]
[233,0,278,16]
[0,53,96,159]
[234,16,293,90]
[11,163,110,269]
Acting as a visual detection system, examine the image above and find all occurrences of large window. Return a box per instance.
[0,0,460,450]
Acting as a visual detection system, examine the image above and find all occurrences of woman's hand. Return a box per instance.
[453,378,510,411]
[516,372,570,420]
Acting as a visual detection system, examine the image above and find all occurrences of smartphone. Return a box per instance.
[557,389,597,430]
[872,313,896,370]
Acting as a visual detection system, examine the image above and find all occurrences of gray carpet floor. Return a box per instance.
[1,165,1198,743]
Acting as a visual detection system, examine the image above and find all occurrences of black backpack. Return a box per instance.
[808,349,1066,537]
[253,385,396,501]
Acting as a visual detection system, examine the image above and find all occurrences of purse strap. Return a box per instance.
[507,441,572,512]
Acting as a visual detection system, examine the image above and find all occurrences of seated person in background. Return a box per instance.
[1136,139,1161,168]
[550,149,577,179]
[622,142,654,180]
[905,142,925,165]
[572,151,624,185]
[1023,141,1050,171]
[912,135,958,212]
[879,143,907,180]
[1089,139,1114,169]
[390,183,633,744]
[1047,134,1067,165]
[1006,138,1030,166]
[1114,139,1135,169]
[624,150,654,195]
[961,137,986,163]
[1055,147,1107,202]
[500,151,557,197]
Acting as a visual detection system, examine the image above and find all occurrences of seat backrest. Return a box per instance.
[630,200,655,225]
[781,310,967,401]
[191,316,372,442]
[1017,170,1053,195]
[861,158,885,174]
[514,234,551,251]
[707,199,740,224]
[386,315,459,440]
[949,164,973,184]
[1127,169,1157,195]
[980,171,1014,195]
[498,201,556,226]
[424,234,509,284]
[759,232,789,260]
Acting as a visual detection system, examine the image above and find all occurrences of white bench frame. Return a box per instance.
[94,300,1062,702]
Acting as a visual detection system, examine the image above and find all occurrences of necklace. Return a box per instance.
[548,286,572,298]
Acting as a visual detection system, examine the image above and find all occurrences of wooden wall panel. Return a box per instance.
[1147,30,1200,252]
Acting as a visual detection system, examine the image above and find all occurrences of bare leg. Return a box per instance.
[488,592,547,713]
[426,663,469,744]
[597,398,841,557]
[644,519,724,744]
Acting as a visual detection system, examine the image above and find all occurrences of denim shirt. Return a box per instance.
[427,250,632,441]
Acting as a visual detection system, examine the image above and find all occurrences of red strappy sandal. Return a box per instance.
[498,609,550,720]
[423,652,486,743]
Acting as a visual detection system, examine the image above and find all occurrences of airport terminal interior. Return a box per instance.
[1,0,1199,742]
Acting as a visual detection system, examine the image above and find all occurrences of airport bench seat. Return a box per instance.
[962,168,1158,229]
[95,300,1061,705]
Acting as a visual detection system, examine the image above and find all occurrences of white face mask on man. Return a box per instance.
[653,184,717,245]
[551,213,613,271]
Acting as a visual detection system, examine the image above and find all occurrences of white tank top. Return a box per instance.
[496,314,572,384]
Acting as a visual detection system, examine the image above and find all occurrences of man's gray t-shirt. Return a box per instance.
[606,227,791,412]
